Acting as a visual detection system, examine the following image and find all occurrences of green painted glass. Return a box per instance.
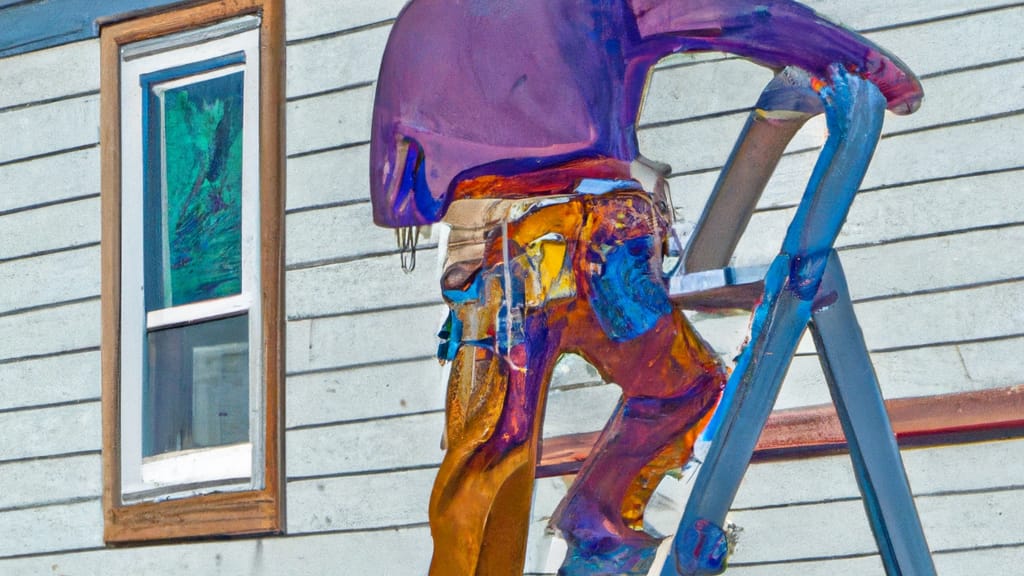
[148,71,245,310]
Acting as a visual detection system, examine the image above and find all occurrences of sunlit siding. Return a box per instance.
[0,0,1020,574]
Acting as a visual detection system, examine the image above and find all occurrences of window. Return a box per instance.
[100,0,283,542]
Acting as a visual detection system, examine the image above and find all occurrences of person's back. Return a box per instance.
[370,0,922,229]
[371,0,651,227]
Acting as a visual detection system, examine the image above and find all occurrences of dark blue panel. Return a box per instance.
[0,0,184,58]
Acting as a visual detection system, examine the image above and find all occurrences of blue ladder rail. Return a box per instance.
[661,67,937,575]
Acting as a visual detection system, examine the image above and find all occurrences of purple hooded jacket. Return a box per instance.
[370,0,922,228]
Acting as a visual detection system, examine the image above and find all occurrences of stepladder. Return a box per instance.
[659,66,938,576]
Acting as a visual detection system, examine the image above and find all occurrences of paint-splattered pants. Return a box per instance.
[429,187,726,575]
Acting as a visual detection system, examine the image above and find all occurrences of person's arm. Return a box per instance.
[629,0,922,114]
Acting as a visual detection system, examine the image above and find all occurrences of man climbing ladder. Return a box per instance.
[369,1,922,574]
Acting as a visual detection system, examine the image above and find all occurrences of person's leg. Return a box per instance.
[552,192,726,574]
[553,309,723,573]
[429,257,565,575]
[429,321,563,575]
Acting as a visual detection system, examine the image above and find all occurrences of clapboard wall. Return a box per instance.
[0,0,1021,574]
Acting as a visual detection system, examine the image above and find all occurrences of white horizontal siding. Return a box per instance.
[726,546,1024,576]
[0,93,98,165]
[0,499,102,558]
[845,169,1024,246]
[958,336,1024,385]
[0,146,98,214]
[0,301,99,363]
[803,0,1021,30]
[549,352,605,388]
[778,340,1014,408]
[642,59,767,125]
[0,526,433,575]
[0,39,99,110]
[641,108,775,176]
[643,77,1022,186]
[841,225,1024,301]
[732,499,881,563]
[732,162,1024,270]
[0,195,100,261]
[286,249,440,320]
[0,402,100,462]
[0,350,100,410]
[788,279,1022,361]
[286,25,389,98]
[660,66,1023,222]
[862,113,1024,189]
[739,113,1024,218]
[285,85,374,157]
[889,59,1024,134]
[285,358,445,428]
[867,5,1024,77]
[286,468,435,534]
[930,546,1024,575]
[287,411,444,478]
[286,0,407,42]
[286,305,442,374]
[0,0,1018,572]
[285,201,410,267]
[729,119,1023,274]
[848,280,1024,350]
[733,451,1024,560]
[545,331,1024,425]
[0,454,101,510]
[542,383,621,439]
[724,489,1024,565]
[285,143,369,211]
[0,245,99,315]
[734,438,1024,509]
[524,439,1024,573]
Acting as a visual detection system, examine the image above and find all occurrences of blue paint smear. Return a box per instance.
[589,235,671,341]
[574,178,641,195]
[436,311,463,361]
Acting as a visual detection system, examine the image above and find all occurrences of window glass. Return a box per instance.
[144,67,245,311]
[144,314,249,457]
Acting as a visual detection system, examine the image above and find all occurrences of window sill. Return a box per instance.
[104,489,281,544]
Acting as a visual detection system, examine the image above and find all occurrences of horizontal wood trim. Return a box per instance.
[671,280,764,312]
[536,385,1024,478]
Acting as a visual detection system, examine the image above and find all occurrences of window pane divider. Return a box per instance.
[146,293,252,329]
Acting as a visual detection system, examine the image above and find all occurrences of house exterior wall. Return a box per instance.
[0,0,1020,574]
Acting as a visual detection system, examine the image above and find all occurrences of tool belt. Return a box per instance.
[437,179,675,362]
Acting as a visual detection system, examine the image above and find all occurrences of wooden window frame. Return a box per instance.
[100,0,284,543]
